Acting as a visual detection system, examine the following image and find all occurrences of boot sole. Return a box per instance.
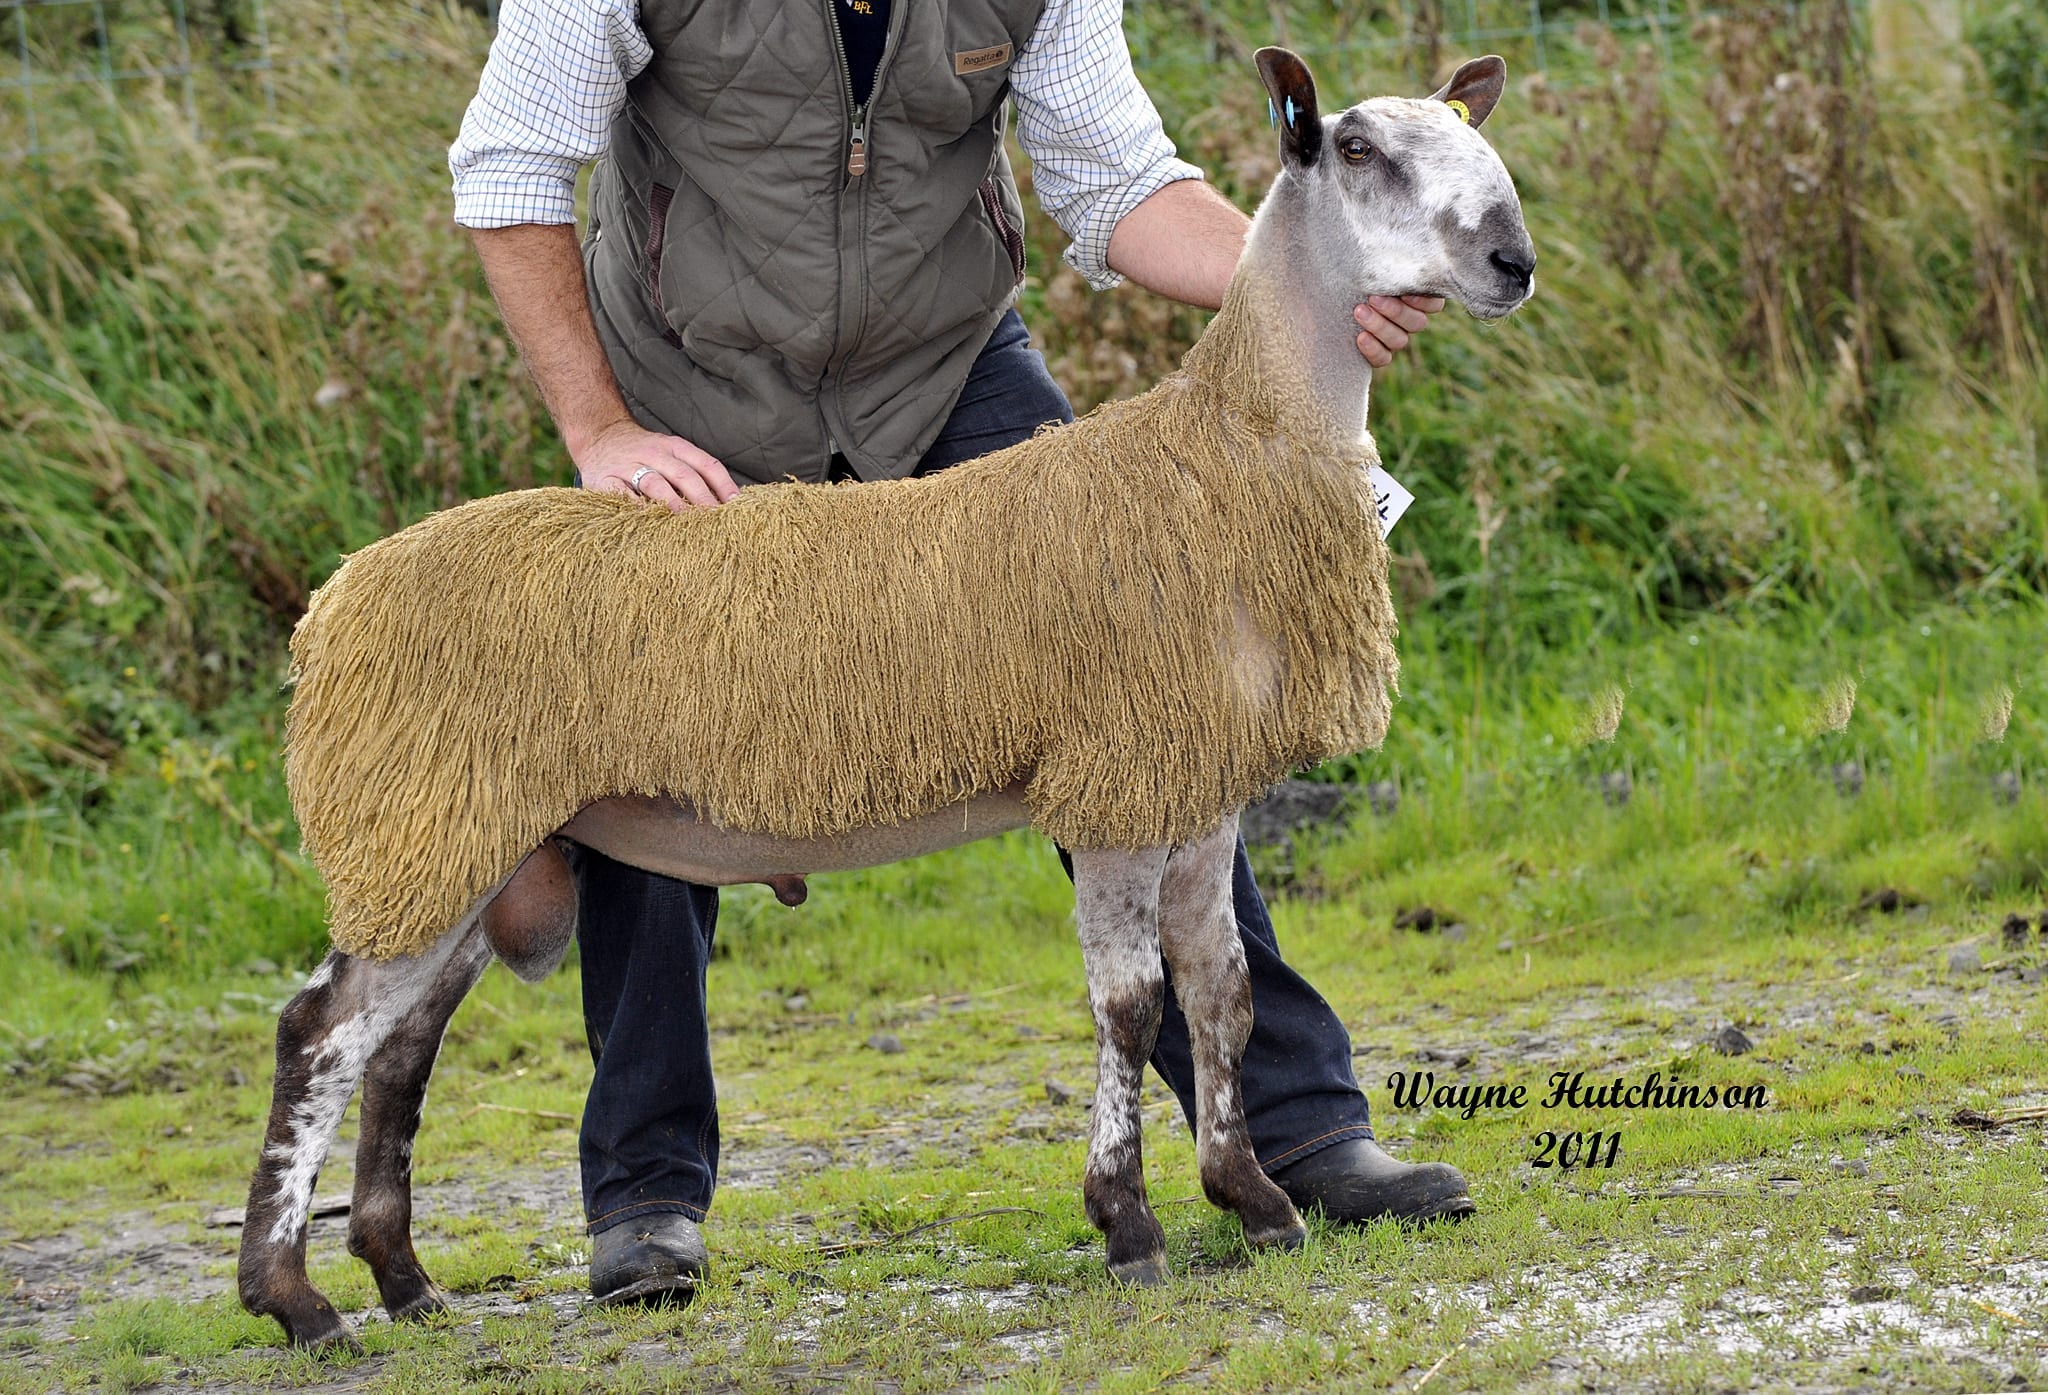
[1397,1194,1477,1227]
[1281,1189,1477,1228]
[591,1273,701,1308]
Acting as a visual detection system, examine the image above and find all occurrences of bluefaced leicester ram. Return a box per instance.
[241,44,1537,1352]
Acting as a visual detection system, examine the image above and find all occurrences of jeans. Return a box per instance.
[576,309,1373,1233]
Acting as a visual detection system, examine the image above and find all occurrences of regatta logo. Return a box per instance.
[955,43,1013,75]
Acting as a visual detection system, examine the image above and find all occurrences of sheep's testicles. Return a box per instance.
[479,840,577,983]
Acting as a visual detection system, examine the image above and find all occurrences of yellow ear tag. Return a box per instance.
[1445,98,1472,124]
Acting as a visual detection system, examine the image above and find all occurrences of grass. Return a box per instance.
[5,602,2042,1018]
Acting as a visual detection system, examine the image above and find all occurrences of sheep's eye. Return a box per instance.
[1341,137,1371,163]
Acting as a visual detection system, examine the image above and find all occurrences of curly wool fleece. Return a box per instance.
[287,283,1400,961]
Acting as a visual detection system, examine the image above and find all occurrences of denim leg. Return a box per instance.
[915,309,1074,473]
[572,845,722,1234]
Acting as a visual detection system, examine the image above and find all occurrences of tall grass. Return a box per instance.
[2,4,548,794]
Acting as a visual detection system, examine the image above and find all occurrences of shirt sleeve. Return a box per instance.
[448,0,654,228]
[1008,0,1205,290]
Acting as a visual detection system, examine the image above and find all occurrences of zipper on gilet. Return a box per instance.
[820,0,907,475]
[827,5,869,179]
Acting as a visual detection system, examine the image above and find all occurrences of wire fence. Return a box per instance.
[5,0,349,157]
[1,0,1822,163]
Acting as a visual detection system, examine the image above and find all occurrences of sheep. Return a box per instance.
[236,46,1535,1350]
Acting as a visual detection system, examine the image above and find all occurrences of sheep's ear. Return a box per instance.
[1255,46,1322,169]
[1429,55,1507,128]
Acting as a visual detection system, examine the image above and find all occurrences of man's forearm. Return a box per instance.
[1102,177,1249,311]
[469,222,738,507]
[468,223,634,456]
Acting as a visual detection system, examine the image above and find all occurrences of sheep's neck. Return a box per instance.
[1182,184,1376,451]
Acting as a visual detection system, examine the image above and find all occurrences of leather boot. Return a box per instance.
[589,1213,708,1306]
[1269,1139,1475,1226]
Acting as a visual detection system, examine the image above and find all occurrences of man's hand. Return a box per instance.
[1354,295,1445,368]
[576,419,739,511]
[469,223,738,512]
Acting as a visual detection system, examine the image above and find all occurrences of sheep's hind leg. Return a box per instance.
[347,925,493,1325]
[238,934,463,1351]
[1071,848,1172,1286]
[1157,818,1306,1252]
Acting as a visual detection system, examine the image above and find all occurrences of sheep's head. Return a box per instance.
[1256,47,1535,321]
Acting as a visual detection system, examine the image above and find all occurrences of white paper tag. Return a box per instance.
[1368,464,1414,534]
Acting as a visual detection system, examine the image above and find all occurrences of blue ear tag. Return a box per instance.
[1267,97,1278,128]
[1285,96,1297,127]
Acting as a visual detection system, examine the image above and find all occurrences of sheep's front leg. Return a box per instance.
[238,934,463,1351]
[1071,848,1172,1286]
[1158,818,1306,1252]
[346,925,493,1325]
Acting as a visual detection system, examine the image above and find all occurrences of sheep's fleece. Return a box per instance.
[288,292,1401,960]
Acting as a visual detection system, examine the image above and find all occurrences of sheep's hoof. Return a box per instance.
[387,1286,450,1324]
[255,1288,359,1355]
[1107,1254,1170,1288]
[283,1307,361,1356]
[304,1328,365,1359]
[1244,1220,1309,1252]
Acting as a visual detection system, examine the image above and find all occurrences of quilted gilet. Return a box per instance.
[585,0,1048,484]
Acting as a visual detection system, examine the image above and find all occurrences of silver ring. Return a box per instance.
[629,466,656,492]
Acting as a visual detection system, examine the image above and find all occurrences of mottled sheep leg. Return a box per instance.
[238,936,459,1351]
[1072,848,1172,1286]
[1157,818,1306,1252]
[347,926,493,1325]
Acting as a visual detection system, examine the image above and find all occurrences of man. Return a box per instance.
[451,0,1468,1305]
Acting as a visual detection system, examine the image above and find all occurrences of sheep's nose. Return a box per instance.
[1489,248,1535,290]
